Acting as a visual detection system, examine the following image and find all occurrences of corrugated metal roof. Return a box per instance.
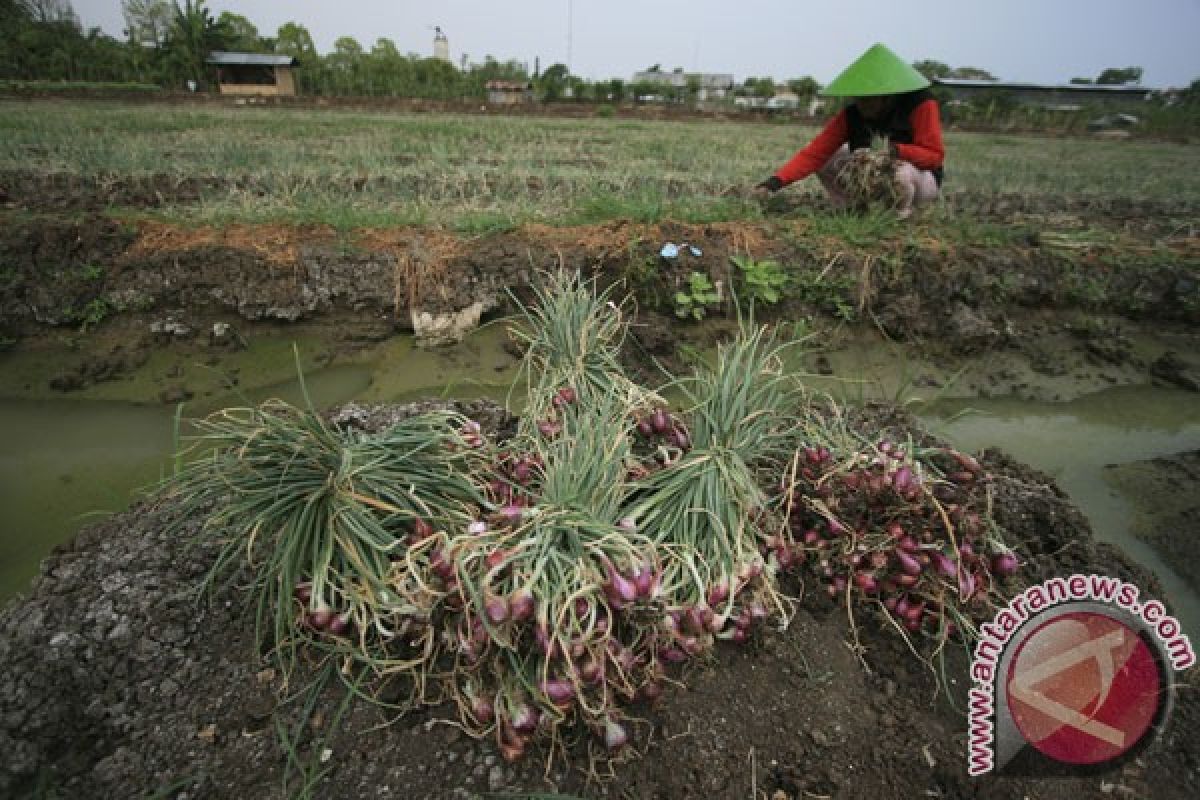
[206,51,296,67]
[934,78,1157,94]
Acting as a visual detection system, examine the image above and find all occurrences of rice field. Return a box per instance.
[1,100,1198,228]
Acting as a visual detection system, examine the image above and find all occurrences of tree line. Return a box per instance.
[1,0,526,98]
[3,1,1196,110]
[0,0,825,103]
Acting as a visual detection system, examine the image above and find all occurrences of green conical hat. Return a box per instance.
[821,43,931,97]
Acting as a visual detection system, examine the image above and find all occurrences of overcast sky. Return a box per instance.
[72,0,1200,87]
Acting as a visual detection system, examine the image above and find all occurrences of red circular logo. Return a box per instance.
[1005,611,1162,765]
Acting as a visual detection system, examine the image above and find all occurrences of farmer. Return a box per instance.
[754,43,944,218]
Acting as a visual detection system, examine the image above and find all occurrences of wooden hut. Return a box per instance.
[486,80,533,105]
[207,52,298,97]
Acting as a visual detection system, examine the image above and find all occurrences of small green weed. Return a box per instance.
[78,264,104,282]
[452,211,519,236]
[804,209,901,247]
[620,242,665,309]
[72,297,112,331]
[731,254,788,306]
[674,271,720,320]
[792,269,858,322]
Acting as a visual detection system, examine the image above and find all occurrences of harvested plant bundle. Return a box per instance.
[836,147,901,209]
[624,325,802,642]
[779,418,1018,649]
[509,270,662,434]
[162,400,484,676]
[439,399,662,759]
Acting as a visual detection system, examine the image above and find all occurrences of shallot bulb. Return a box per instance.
[603,717,628,751]
[509,587,535,621]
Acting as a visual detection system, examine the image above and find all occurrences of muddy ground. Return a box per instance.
[0,400,1196,800]
[1,200,1198,403]
[1105,450,1200,587]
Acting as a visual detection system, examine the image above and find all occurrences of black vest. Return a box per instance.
[845,89,944,185]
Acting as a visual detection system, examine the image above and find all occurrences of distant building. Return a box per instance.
[767,91,800,109]
[631,71,735,101]
[433,27,450,63]
[933,78,1160,111]
[486,80,533,105]
[206,51,298,96]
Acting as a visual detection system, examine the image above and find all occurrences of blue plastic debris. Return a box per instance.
[660,242,680,259]
[688,245,702,257]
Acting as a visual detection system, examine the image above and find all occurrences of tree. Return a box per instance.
[20,0,76,25]
[566,75,589,101]
[1069,77,1093,85]
[911,59,951,80]
[743,76,775,99]
[122,0,170,47]
[164,1,227,87]
[371,38,401,61]
[538,62,570,101]
[629,80,659,103]
[326,36,365,93]
[467,55,528,85]
[275,22,316,62]
[1096,66,1142,85]
[215,11,261,52]
[950,66,995,81]
[412,57,461,99]
[367,38,409,95]
[1178,78,1200,105]
[600,78,624,102]
[787,76,820,97]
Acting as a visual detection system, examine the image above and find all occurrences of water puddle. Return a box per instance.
[0,324,518,602]
[921,385,1200,638]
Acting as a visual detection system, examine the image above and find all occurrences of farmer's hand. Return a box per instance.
[753,176,783,199]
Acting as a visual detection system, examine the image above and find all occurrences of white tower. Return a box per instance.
[433,26,450,63]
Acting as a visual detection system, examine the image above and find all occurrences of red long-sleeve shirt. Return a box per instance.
[775,99,944,186]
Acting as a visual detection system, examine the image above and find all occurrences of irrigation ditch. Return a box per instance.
[0,203,1198,799]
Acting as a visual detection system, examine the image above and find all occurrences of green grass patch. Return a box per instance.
[1,101,1197,229]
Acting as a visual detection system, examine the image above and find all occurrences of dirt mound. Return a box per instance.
[1,401,1194,799]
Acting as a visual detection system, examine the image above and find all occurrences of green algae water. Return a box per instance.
[0,364,374,602]
[0,324,518,603]
[0,399,175,597]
